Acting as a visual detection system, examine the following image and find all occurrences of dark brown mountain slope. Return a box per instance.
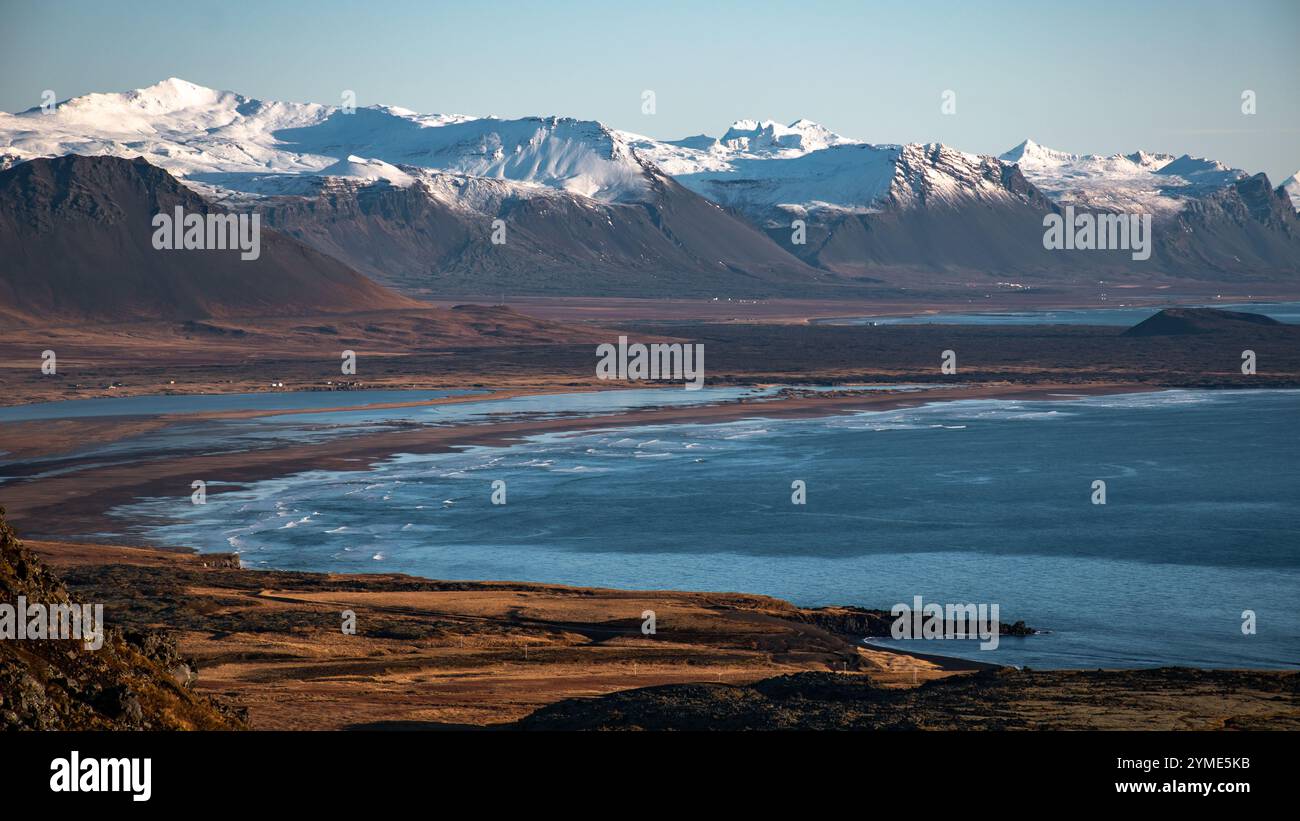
[257,161,840,299]
[0,155,421,325]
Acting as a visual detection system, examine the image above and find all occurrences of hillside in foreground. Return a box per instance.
[0,508,244,729]
[11,517,1297,731]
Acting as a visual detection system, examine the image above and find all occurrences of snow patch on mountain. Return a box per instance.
[718,118,858,156]
[620,118,859,177]
[890,143,1024,210]
[319,155,415,186]
[680,143,901,222]
[999,138,1246,214]
[623,118,901,220]
[1284,173,1300,211]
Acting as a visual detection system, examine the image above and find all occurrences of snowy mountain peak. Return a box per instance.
[999,138,1036,160]
[1125,149,1176,170]
[1156,154,1236,178]
[58,77,235,116]
[1000,140,1250,214]
[1283,173,1300,211]
[0,79,654,203]
[319,155,415,187]
[719,118,855,156]
[133,77,224,105]
[999,139,1077,165]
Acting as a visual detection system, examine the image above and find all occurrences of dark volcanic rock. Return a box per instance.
[517,668,1300,731]
[796,605,1036,638]
[0,507,244,730]
[1123,307,1283,336]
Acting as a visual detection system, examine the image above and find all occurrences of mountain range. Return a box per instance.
[2,78,1298,308]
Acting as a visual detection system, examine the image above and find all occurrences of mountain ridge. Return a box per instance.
[3,79,1299,298]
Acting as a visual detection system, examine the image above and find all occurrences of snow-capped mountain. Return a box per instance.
[2,79,1298,297]
[0,79,835,296]
[1283,173,1300,211]
[719,118,856,155]
[622,120,903,225]
[999,138,1247,214]
[625,121,1062,275]
[621,118,859,174]
[0,77,654,203]
[635,139,902,222]
[626,121,1035,227]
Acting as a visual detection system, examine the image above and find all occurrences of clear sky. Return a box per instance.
[2,0,1297,182]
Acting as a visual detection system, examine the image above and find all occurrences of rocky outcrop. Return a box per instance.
[796,605,1035,638]
[1123,307,1283,337]
[0,508,244,730]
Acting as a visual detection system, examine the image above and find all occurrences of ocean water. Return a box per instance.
[111,388,1300,670]
[816,300,1300,326]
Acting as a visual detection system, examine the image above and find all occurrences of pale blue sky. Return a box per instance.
[2,0,1297,182]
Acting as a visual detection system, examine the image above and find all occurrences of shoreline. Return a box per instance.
[423,293,1300,324]
[1,381,1156,539]
[22,530,1298,730]
[19,531,971,728]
